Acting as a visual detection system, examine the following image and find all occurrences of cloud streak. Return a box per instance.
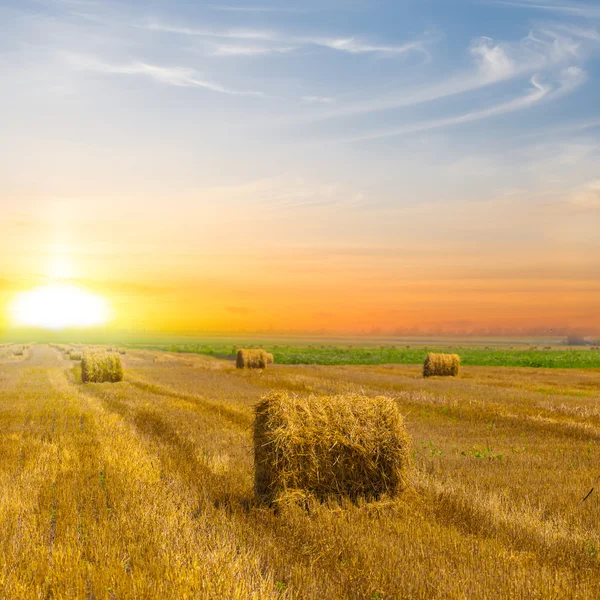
[339,68,586,143]
[206,4,311,13]
[283,25,597,123]
[209,44,295,56]
[490,0,600,18]
[570,180,600,208]
[64,53,265,96]
[143,20,431,58]
[302,95,335,104]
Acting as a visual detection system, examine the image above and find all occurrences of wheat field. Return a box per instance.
[1,344,600,599]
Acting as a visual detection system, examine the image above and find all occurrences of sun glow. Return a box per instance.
[10,284,111,330]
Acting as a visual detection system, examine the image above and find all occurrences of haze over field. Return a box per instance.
[1,0,599,335]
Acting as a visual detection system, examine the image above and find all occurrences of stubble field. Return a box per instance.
[1,344,600,599]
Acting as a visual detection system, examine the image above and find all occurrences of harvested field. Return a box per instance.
[1,344,600,598]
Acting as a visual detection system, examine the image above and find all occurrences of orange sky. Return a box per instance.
[1,191,598,335]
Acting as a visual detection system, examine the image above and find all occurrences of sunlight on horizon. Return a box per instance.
[9,284,111,330]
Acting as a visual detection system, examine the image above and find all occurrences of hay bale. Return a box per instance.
[423,353,460,377]
[81,351,124,383]
[13,347,24,356]
[265,352,274,365]
[69,351,82,361]
[81,351,100,383]
[254,392,410,505]
[236,349,267,369]
[104,353,124,382]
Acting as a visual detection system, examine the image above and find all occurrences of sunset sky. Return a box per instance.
[1,0,599,335]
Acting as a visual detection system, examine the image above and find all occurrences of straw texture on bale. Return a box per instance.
[254,392,410,505]
[423,353,460,377]
[236,349,267,369]
[81,351,124,383]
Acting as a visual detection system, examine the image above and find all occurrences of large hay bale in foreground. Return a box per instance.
[236,349,267,369]
[254,392,410,504]
[423,353,460,377]
[81,352,124,383]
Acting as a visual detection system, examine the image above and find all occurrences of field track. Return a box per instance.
[1,345,600,599]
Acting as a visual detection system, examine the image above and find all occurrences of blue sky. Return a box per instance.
[2,0,599,204]
[0,0,599,333]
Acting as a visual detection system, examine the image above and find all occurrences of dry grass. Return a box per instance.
[423,352,460,377]
[254,392,410,504]
[1,345,600,598]
[236,349,267,369]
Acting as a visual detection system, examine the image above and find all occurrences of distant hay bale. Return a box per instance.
[13,347,24,357]
[236,349,267,369]
[423,353,460,377]
[265,352,274,365]
[69,351,82,361]
[81,351,124,383]
[254,392,411,505]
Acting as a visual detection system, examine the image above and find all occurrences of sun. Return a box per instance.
[9,283,111,330]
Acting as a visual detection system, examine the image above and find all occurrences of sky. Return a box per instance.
[0,0,599,336]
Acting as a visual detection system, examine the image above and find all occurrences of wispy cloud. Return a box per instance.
[143,20,431,58]
[302,95,335,104]
[569,180,600,208]
[210,44,295,56]
[490,0,600,18]
[340,68,586,143]
[316,37,428,56]
[545,22,600,40]
[206,176,367,212]
[206,4,311,13]
[284,25,597,123]
[64,53,265,96]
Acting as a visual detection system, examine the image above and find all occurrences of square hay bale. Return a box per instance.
[423,353,460,377]
[236,349,267,369]
[81,351,124,383]
[254,392,410,505]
